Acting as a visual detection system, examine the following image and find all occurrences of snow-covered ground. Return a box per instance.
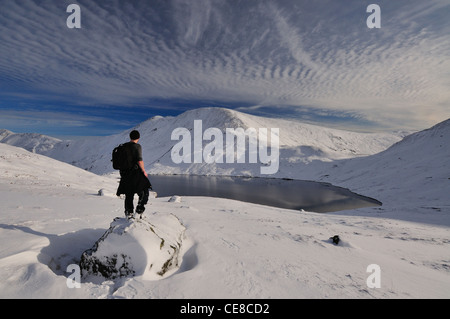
[0,109,449,299]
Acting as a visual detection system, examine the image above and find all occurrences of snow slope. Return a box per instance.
[0,108,406,177]
[0,130,449,298]
[308,119,450,226]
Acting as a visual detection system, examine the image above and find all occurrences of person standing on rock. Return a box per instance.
[116,130,152,219]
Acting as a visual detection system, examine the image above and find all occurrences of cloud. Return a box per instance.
[172,0,213,46]
[0,110,90,128]
[0,105,137,136]
[266,2,320,72]
[0,0,449,132]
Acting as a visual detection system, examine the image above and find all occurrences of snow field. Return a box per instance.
[1,172,448,298]
[0,110,449,299]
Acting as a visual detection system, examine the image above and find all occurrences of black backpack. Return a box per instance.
[112,143,134,170]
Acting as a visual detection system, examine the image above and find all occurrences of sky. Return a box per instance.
[1,0,449,136]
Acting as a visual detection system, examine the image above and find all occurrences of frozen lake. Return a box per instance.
[149,175,381,213]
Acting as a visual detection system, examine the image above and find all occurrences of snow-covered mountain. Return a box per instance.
[310,118,450,225]
[0,109,449,299]
[1,107,406,177]
[0,129,61,154]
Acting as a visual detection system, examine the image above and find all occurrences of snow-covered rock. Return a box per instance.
[168,195,182,203]
[80,213,185,281]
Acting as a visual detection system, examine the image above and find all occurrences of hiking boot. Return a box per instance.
[125,209,134,220]
[136,205,145,215]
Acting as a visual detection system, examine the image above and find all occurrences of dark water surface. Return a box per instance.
[149,175,381,213]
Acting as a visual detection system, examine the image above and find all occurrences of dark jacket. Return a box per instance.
[116,142,151,195]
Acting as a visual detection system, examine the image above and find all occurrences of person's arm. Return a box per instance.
[137,160,148,177]
[135,144,147,177]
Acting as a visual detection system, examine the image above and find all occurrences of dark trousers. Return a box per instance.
[124,188,149,212]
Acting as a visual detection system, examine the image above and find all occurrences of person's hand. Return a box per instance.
[143,170,148,178]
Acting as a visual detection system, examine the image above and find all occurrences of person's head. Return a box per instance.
[130,130,140,141]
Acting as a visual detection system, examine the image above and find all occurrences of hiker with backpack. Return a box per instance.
[114,130,152,219]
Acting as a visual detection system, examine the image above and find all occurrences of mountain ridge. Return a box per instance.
[0,107,406,177]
